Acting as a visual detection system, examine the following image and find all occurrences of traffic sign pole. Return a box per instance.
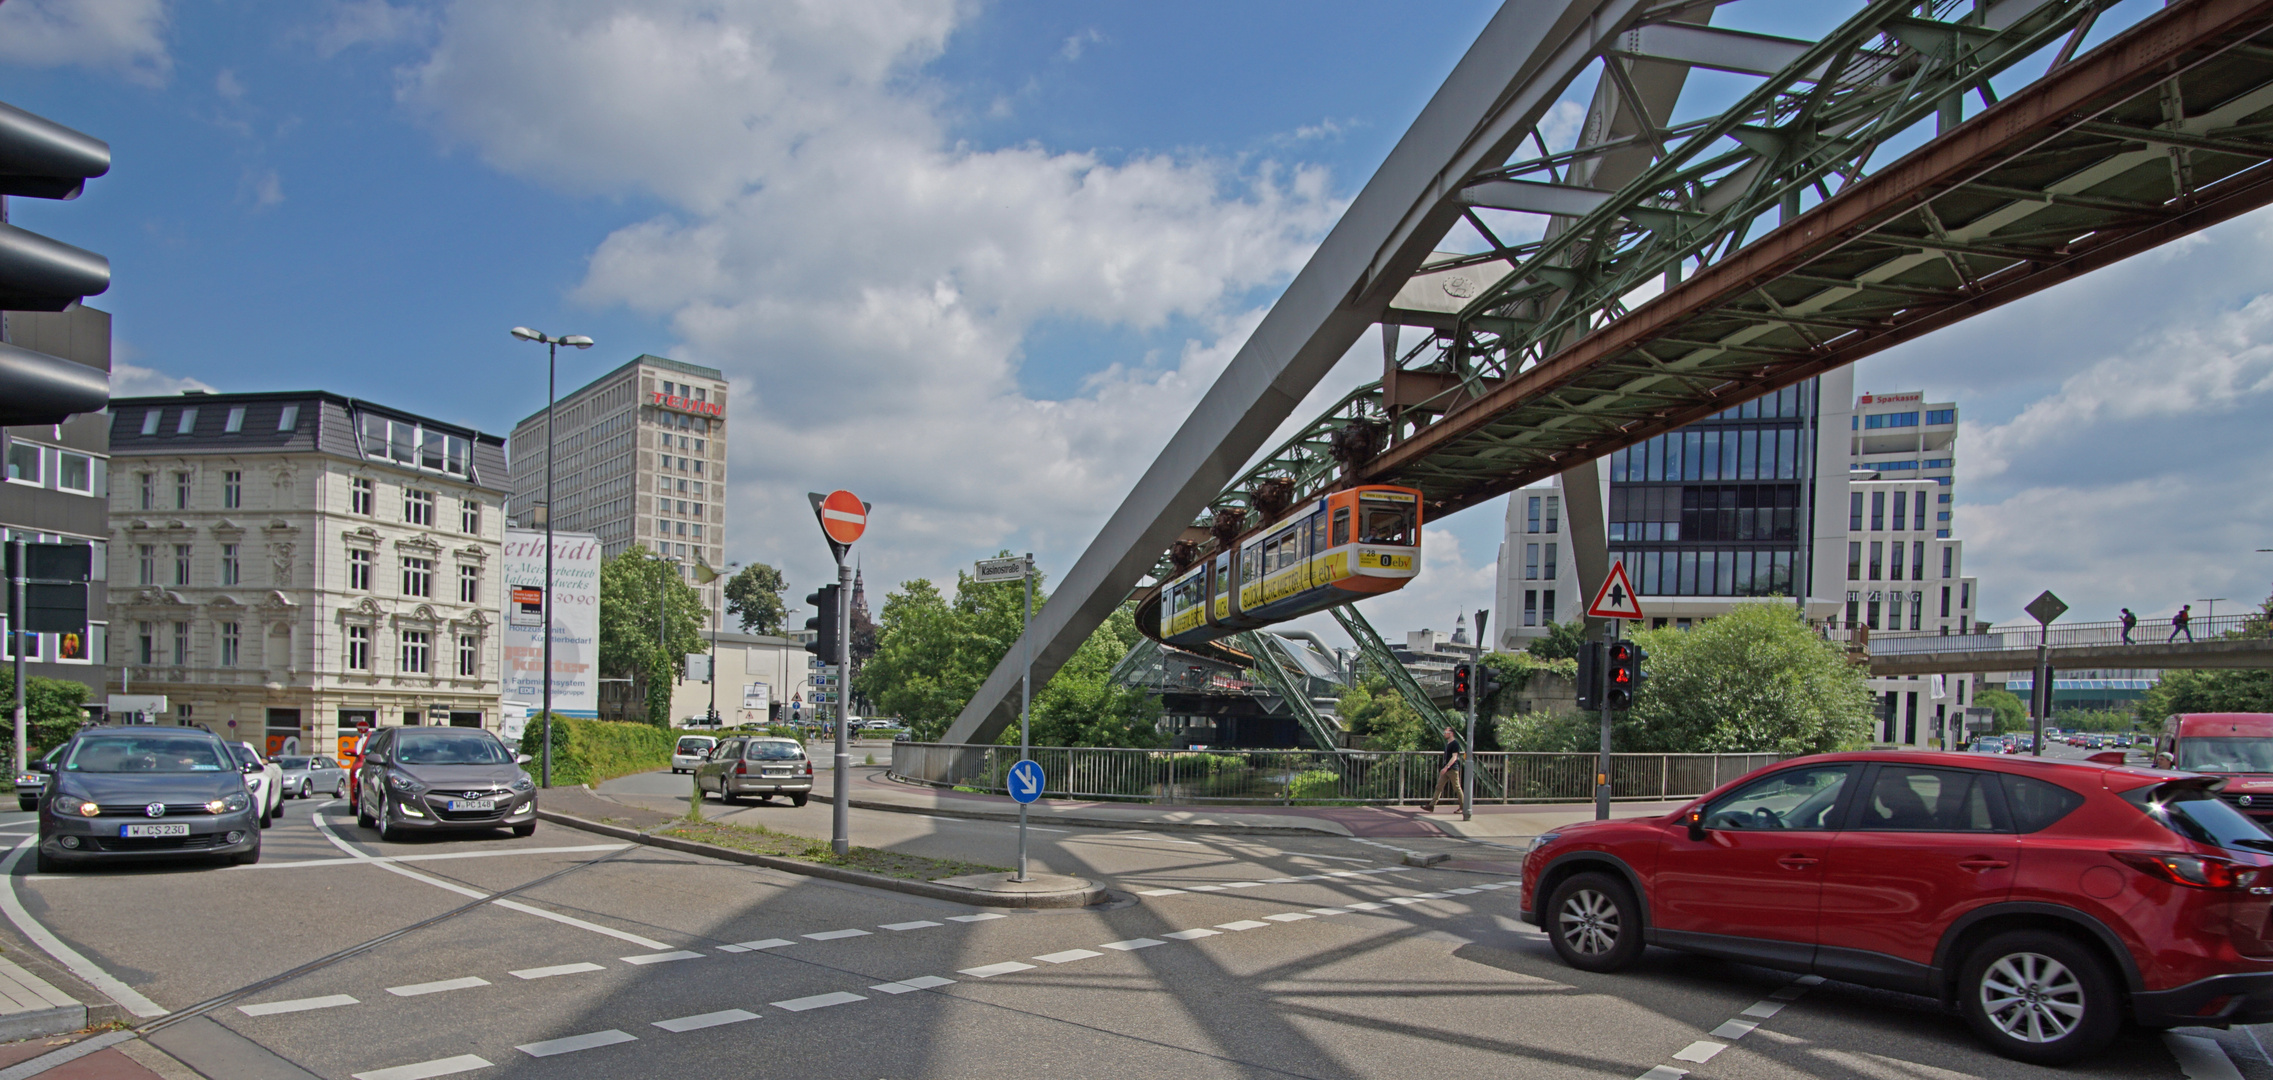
[1584,560,1643,822]
[1018,552,1033,882]
[810,490,868,857]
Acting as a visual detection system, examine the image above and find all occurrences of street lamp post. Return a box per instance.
[510,327,593,787]
[710,562,738,726]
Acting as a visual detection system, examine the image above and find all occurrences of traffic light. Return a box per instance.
[803,584,841,660]
[1575,641,1603,711]
[1451,662,1472,710]
[0,101,111,426]
[1607,640,1648,710]
[1474,662,1502,711]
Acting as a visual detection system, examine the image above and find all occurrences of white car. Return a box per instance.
[671,735,718,774]
[231,742,284,829]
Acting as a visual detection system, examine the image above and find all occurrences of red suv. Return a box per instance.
[1521,751,2273,1065]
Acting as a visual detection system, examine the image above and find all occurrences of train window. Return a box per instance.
[1242,543,1261,583]
[1310,513,1328,555]
[1332,508,1350,547]
[1213,559,1230,598]
[1359,501,1415,545]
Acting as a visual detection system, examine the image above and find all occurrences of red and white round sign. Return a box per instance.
[819,489,867,545]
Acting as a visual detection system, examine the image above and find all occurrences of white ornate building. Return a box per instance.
[105,391,509,761]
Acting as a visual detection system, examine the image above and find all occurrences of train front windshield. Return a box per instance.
[1358,501,1415,546]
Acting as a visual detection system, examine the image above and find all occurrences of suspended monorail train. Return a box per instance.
[1158,484,1423,648]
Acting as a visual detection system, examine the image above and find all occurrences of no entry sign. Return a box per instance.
[818,490,867,545]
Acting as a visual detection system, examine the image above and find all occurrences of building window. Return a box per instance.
[352,477,374,516]
[1936,529,1951,539]
[220,622,240,667]
[221,544,240,586]
[400,630,430,673]
[175,408,198,435]
[1846,542,1861,581]
[1870,491,1884,530]
[1889,594,1903,629]
[224,406,246,433]
[222,470,242,509]
[278,404,300,432]
[139,473,154,510]
[1542,588,1556,623]
[173,544,192,586]
[1523,589,1538,627]
[402,557,432,598]
[349,548,373,591]
[1960,582,1971,609]
[404,489,435,526]
[1911,541,1925,581]
[172,621,189,666]
[139,410,160,436]
[460,500,480,534]
[693,460,704,475]
[1866,599,1881,630]
[1940,586,1952,618]
[137,621,153,665]
[1891,491,1906,532]
[1543,543,1557,581]
[1890,542,1904,581]
[657,497,670,515]
[1863,411,1920,429]
[1922,458,1954,469]
[1545,496,1558,534]
[347,625,370,670]
[458,565,478,604]
[1868,541,1883,581]
[4,441,39,485]
[1936,510,1951,522]
[1525,543,1539,581]
[1848,492,1863,531]
[175,471,192,509]
[1926,409,1954,425]
[1941,546,1953,578]
[55,451,92,493]
[1915,492,1928,529]
[1910,592,1923,631]
[1845,594,1859,627]
[457,634,478,677]
[138,544,156,586]
[1526,497,1540,534]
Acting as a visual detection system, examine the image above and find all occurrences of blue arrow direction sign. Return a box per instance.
[1007,759,1043,804]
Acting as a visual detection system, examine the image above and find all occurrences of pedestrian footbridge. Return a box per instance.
[1851,613,2273,676]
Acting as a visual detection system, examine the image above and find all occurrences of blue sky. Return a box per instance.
[4,0,2268,643]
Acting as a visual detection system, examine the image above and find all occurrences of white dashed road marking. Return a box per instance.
[387,977,489,997]
[960,962,1036,978]
[517,1029,637,1057]
[511,962,605,981]
[871,976,955,994]
[622,951,702,965]
[1216,921,1270,931]
[722,938,793,952]
[1161,929,1219,940]
[1671,1041,1726,1063]
[1035,949,1102,964]
[771,991,865,1012]
[351,1055,494,1080]
[949,913,1007,923]
[1100,938,1164,951]
[239,994,359,1016]
[652,1009,759,1033]
[804,929,871,941]
[881,920,942,931]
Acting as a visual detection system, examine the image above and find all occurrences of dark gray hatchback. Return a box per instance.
[353,727,537,840]
[35,727,261,872]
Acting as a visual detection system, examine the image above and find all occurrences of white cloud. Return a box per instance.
[112,363,215,397]
[0,0,170,84]
[242,168,284,208]
[1060,28,1102,62]
[310,0,436,57]
[397,0,1343,593]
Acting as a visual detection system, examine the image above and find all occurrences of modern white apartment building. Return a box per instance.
[508,354,728,618]
[1497,367,1856,649]
[105,391,509,759]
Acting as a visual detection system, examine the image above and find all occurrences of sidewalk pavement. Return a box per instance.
[808,765,1685,841]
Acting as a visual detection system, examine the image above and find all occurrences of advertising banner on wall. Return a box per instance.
[502,529,601,718]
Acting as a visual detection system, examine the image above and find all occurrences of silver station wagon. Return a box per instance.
[696,737,812,806]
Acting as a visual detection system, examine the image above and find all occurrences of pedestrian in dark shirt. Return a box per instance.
[1422,726,1462,813]
[2171,605,2193,643]
[2120,608,2136,645]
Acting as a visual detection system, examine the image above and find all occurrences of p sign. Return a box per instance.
[1007,759,1044,804]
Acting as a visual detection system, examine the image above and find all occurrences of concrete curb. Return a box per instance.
[535,809,1107,908]
[815,791,1349,837]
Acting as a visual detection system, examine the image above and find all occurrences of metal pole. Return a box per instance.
[2032,637,2048,756]
[1463,609,1485,822]
[831,556,853,856]
[541,341,555,787]
[12,538,26,778]
[1595,618,1616,821]
[1018,553,1033,882]
[708,584,718,725]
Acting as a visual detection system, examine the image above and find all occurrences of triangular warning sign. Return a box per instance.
[1586,559,1646,620]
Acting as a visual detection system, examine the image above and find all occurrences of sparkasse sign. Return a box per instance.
[652,390,724,417]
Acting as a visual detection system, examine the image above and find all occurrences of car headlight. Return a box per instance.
[509,775,534,792]
[1526,832,1560,854]
[13,773,36,786]
[57,798,99,817]
[386,771,425,794]
[210,791,249,813]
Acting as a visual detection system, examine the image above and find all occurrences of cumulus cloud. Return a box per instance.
[0,0,170,84]
[397,0,1343,590]
[112,362,216,397]
[309,0,436,56]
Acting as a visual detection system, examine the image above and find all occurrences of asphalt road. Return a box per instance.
[0,745,2251,1080]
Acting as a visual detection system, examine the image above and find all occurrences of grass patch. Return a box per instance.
[659,820,1010,882]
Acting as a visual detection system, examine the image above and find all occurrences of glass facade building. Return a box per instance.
[1606,380,1819,600]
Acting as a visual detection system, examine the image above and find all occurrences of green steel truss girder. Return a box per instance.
[1329,604,1503,798]
[1235,632,1347,753]
[1146,0,2273,585]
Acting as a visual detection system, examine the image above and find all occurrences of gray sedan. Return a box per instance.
[274,755,347,799]
[696,737,812,806]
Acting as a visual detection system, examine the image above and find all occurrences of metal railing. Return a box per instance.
[1829,612,2266,657]
[890,743,1783,806]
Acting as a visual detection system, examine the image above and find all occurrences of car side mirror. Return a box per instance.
[241,761,262,775]
[515,753,533,765]
[26,760,49,774]
[1685,808,1706,842]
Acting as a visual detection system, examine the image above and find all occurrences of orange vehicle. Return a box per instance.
[1158,485,1421,648]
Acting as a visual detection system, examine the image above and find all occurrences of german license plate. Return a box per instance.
[446,798,496,812]
[120,823,188,838]
[763,769,790,777]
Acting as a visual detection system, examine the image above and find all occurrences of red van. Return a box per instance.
[2156,713,2273,825]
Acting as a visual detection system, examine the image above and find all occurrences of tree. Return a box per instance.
[2137,668,2273,725]
[0,671,88,765]
[1335,677,1431,751]
[722,563,788,634]
[1618,602,1872,754]
[1976,687,2029,733]
[1028,603,1163,749]
[1525,619,1588,661]
[598,547,710,726]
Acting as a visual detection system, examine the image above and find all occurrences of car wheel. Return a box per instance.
[234,840,261,866]
[512,821,536,838]
[378,801,406,843]
[299,780,312,799]
[1545,872,1645,973]
[1958,931,2119,1065]
[16,798,34,812]
[356,792,377,830]
[717,787,738,805]
[259,796,273,830]
[333,779,345,798]
[791,793,808,807]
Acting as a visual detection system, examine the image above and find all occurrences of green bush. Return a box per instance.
[1286,768,1345,802]
[520,715,674,786]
